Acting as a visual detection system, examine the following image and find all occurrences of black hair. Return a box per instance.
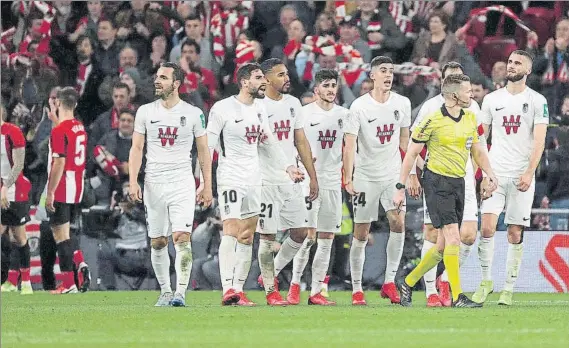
[441,61,464,79]
[181,39,200,55]
[314,69,339,86]
[260,58,285,74]
[160,62,185,86]
[510,49,534,64]
[113,81,131,94]
[56,87,79,110]
[370,56,393,69]
[236,63,262,89]
[118,108,135,118]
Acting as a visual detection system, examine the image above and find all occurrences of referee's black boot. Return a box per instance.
[398,281,412,307]
[452,293,483,308]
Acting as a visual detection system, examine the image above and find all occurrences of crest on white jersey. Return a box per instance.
[258,113,262,122]
[338,118,343,129]
[180,116,186,126]
[394,110,400,121]
[290,107,295,118]
[522,103,528,114]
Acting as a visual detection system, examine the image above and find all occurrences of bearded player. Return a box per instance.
[1,104,33,295]
[344,56,412,305]
[129,62,213,307]
[255,58,318,306]
[206,63,304,306]
[407,62,484,307]
[474,50,548,306]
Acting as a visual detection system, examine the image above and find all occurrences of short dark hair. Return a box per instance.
[236,63,262,89]
[260,58,284,74]
[181,39,200,55]
[428,10,450,31]
[56,87,79,109]
[314,69,339,86]
[113,81,130,94]
[76,35,93,48]
[160,62,185,86]
[470,78,486,88]
[185,13,201,23]
[119,108,135,118]
[99,17,117,29]
[370,56,393,69]
[441,61,464,79]
[510,49,534,64]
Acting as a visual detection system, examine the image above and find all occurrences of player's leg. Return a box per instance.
[257,185,288,305]
[308,189,341,306]
[49,203,78,294]
[474,177,506,303]
[498,179,534,306]
[144,182,174,306]
[11,223,32,295]
[232,186,262,306]
[168,179,197,307]
[422,223,442,306]
[1,226,20,292]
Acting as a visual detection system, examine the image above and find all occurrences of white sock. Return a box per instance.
[258,239,276,294]
[174,241,193,295]
[385,231,404,283]
[310,238,333,296]
[459,242,473,266]
[151,247,172,294]
[219,235,237,293]
[503,243,523,292]
[274,236,301,276]
[422,240,437,297]
[291,237,314,284]
[478,236,495,281]
[350,238,367,293]
[233,242,252,293]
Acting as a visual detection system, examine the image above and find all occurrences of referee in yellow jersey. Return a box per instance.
[393,74,498,308]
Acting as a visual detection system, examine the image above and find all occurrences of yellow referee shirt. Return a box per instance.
[411,105,479,178]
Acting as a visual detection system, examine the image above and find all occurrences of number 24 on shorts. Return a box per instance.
[353,192,366,207]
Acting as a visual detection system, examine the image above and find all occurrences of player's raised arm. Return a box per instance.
[46,127,66,212]
[128,107,146,202]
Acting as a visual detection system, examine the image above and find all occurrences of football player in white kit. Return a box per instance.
[344,56,412,305]
[473,50,549,306]
[407,62,484,307]
[282,69,349,306]
[206,63,304,306]
[255,58,318,306]
[129,62,213,307]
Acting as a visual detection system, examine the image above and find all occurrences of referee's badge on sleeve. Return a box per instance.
[466,136,473,150]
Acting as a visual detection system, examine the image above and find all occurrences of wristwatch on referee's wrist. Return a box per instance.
[395,183,406,190]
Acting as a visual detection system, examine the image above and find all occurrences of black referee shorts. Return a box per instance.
[1,202,31,227]
[422,168,465,229]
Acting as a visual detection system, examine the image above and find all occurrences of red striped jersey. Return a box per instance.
[48,119,87,204]
[0,122,31,202]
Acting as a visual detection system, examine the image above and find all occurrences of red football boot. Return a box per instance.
[427,293,443,307]
[287,283,301,305]
[436,277,452,307]
[266,291,288,306]
[236,292,257,306]
[222,289,240,306]
[352,291,367,306]
[380,282,401,304]
[257,275,279,291]
[308,293,336,306]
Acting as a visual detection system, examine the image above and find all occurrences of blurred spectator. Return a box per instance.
[97,182,149,290]
[338,18,371,63]
[491,61,507,89]
[210,1,252,64]
[190,212,223,290]
[272,19,307,60]
[394,68,428,109]
[359,78,374,96]
[544,125,569,230]
[263,4,297,57]
[300,91,316,106]
[145,32,170,75]
[89,82,132,153]
[314,11,338,38]
[471,78,489,106]
[120,67,152,108]
[411,10,460,70]
[98,45,142,107]
[69,1,102,44]
[94,17,123,76]
[178,39,218,111]
[170,14,218,74]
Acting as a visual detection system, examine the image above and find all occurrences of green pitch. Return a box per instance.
[2,291,569,348]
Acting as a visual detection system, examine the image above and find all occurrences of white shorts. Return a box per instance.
[258,184,306,234]
[352,178,405,224]
[144,178,196,239]
[302,184,342,233]
[480,175,535,227]
[218,185,261,221]
[423,174,478,224]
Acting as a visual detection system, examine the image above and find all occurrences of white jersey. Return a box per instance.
[480,87,549,177]
[258,94,304,186]
[207,96,291,188]
[345,92,412,182]
[134,100,206,183]
[303,102,349,190]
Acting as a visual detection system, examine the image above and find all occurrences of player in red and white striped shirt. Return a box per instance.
[46,87,89,294]
[0,104,33,295]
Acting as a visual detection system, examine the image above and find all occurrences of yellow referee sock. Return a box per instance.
[443,245,462,302]
[405,247,443,287]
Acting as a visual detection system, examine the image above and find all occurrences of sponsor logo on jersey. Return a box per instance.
[394,110,400,121]
[180,116,186,127]
[522,103,528,114]
[502,115,521,135]
[376,124,394,144]
[158,127,178,146]
[199,114,206,128]
[274,120,291,140]
[543,104,549,118]
[245,125,261,144]
[318,130,337,149]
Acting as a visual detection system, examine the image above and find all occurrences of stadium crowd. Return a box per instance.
[1,0,569,292]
